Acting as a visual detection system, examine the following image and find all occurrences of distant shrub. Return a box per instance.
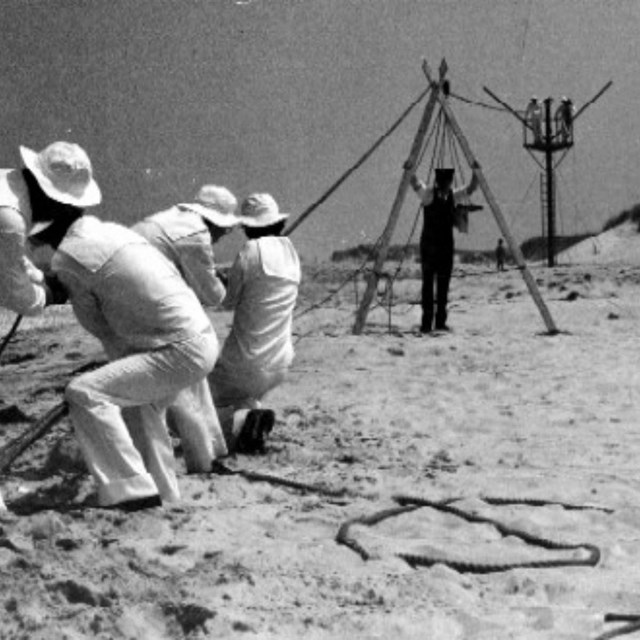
[331,243,420,263]
[330,243,377,262]
[519,235,593,261]
[602,204,640,233]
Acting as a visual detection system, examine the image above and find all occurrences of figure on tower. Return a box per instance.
[410,163,479,334]
[555,97,575,144]
[524,96,543,146]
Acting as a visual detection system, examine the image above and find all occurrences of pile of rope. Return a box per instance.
[337,493,605,573]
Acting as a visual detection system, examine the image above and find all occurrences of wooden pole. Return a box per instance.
[422,60,559,334]
[544,98,555,267]
[573,80,613,122]
[352,59,448,334]
[285,86,431,238]
[483,87,530,128]
[0,314,22,363]
[0,401,69,474]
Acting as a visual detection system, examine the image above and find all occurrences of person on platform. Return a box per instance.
[209,193,301,455]
[410,165,479,333]
[496,238,506,271]
[132,184,241,472]
[525,97,543,145]
[555,97,575,144]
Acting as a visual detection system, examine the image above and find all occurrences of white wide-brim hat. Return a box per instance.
[239,193,289,228]
[20,141,102,208]
[179,184,240,228]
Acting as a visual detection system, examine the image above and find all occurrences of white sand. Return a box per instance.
[1,229,640,638]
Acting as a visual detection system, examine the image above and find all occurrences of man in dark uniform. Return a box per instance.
[410,165,479,333]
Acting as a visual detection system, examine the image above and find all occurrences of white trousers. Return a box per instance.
[65,330,218,506]
[208,362,287,449]
[167,379,228,472]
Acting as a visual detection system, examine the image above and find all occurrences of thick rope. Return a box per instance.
[211,461,359,499]
[593,620,640,640]
[336,494,604,573]
[336,504,421,561]
[293,230,385,321]
[449,91,510,113]
[285,86,431,237]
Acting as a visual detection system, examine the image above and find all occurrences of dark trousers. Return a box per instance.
[420,245,453,331]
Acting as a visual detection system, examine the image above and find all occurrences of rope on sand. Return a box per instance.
[594,617,640,640]
[336,503,423,561]
[336,494,605,573]
[211,461,356,499]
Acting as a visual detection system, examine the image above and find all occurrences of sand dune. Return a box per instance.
[559,220,640,266]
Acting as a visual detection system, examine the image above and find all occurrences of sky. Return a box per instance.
[1,0,638,261]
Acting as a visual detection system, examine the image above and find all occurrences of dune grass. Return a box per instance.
[602,203,640,233]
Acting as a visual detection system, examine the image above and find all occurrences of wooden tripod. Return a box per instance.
[353,58,558,335]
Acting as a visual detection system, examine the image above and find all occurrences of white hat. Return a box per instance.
[178,184,240,228]
[239,193,289,228]
[20,141,102,207]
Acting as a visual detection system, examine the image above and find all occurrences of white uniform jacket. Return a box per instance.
[133,207,226,307]
[220,236,301,373]
[52,216,211,355]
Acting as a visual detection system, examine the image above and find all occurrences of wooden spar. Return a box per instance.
[423,60,559,334]
[352,59,448,334]
[573,80,613,122]
[483,87,530,128]
[0,401,69,474]
[0,314,23,363]
[285,86,431,237]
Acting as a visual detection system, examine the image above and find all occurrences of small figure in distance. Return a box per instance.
[496,238,506,271]
[555,97,575,144]
[525,96,543,145]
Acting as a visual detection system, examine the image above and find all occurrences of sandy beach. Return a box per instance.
[1,244,640,639]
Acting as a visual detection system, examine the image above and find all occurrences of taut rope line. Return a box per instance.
[285,86,431,236]
[337,494,604,573]
[0,314,23,363]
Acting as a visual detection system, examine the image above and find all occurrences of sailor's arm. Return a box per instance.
[0,206,47,316]
[454,162,480,202]
[221,248,247,311]
[178,237,227,308]
[409,174,434,204]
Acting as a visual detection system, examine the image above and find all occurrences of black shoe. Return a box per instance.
[420,324,432,334]
[434,323,451,332]
[236,409,275,453]
[113,495,162,512]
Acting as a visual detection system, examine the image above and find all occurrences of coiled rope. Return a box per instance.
[336,494,604,573]
[285,86,431,237]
